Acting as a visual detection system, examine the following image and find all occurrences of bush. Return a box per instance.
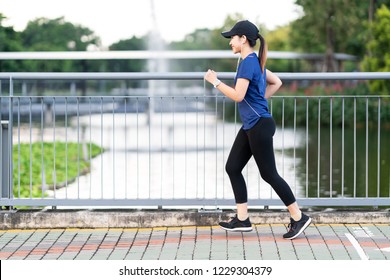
[12,142,104,198]
[218,83,390,128]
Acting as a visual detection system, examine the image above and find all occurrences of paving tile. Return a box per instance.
[158,228,180,260]
[374,224,390,260]
[0,223,389,260]
[256,224,279,260]
[330,224,360,260]
[142,227,166,260]
[125,251,144,260]
[315,224,349,260]
[347,224,387,260]
[176,227,196,260]
[57,252,78,260]
[242,229,261,260]
[306,231,329,259]
[271,224,297,260]
[193,226,211,260]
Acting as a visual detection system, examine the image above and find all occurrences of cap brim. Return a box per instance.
[221,31,234,38]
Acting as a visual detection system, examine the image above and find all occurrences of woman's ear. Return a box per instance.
[241,35,247,44]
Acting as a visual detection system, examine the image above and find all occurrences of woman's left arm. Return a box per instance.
[265,69,282,99]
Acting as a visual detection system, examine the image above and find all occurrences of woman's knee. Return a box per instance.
[225,161,240,176]
[260,169,280,185]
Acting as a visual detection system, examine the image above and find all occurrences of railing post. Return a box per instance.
[1,120,11,200]
[1,77,14,207]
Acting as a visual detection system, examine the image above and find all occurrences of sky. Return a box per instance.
[1,0,301,48]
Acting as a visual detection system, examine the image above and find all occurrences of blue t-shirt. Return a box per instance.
[234,53,271,130]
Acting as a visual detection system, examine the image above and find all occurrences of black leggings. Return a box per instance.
[225,117,296,206]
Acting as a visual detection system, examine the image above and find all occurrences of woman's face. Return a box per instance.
[229,35,242,54]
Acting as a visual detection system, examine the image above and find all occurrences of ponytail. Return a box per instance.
[245,33,267,73]
[258,34,267,73]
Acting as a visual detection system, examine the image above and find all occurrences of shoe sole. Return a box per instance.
[219,225,253,232]
[284,217,312,240]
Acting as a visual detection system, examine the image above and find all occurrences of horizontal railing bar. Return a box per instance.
[1,198,389,207]
[0,50,356,60]
[2,95,390,100]
[1,72,390,80]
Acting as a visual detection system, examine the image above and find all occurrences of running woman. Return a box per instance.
[204,20,311,239]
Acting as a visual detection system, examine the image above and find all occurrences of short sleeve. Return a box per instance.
[236,58,255,81]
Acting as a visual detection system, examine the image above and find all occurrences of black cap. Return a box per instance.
[221,20,259,40]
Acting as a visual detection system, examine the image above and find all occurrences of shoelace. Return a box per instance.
[228,216,239,226]
[287,219,297,232]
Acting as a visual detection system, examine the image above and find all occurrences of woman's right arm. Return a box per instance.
[265,69,282,99]
[204,69,248,102]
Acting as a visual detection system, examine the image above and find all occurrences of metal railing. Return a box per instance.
[1,72,390,209]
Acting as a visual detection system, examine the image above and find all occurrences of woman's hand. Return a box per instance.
[205,68,248,102]
[204,69,218,85]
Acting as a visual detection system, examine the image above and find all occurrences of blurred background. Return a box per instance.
[1,0,390,206]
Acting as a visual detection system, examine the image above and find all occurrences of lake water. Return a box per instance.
[18,111,387,203]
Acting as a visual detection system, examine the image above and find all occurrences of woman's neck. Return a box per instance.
[240,46,254,59]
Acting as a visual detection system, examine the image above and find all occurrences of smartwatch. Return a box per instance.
[213,79,221,88]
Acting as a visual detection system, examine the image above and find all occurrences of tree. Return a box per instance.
[22,17,100,51]
[291,0,358,71]
[108,36,147,72]
[266,25,301,72]
[21,17,101,72]
[107,36,148,89]
[290,0,390,72]
[0,14,22,51]
[169,28,216,72]
[362,5,390,94]
[0,14,24,71]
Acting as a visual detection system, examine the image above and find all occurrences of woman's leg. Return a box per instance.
[225,127,252,220]
[248,118,297,207]
[287,202,302,221]
[243,117,311,239]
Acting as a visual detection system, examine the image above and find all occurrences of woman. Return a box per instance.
[204,20,311,240]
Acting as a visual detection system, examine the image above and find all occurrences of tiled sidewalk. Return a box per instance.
[0,224,389,260]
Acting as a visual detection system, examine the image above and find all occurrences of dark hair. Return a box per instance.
[247,34,267,73]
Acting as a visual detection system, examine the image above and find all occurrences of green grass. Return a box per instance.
[12,142,104,198]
